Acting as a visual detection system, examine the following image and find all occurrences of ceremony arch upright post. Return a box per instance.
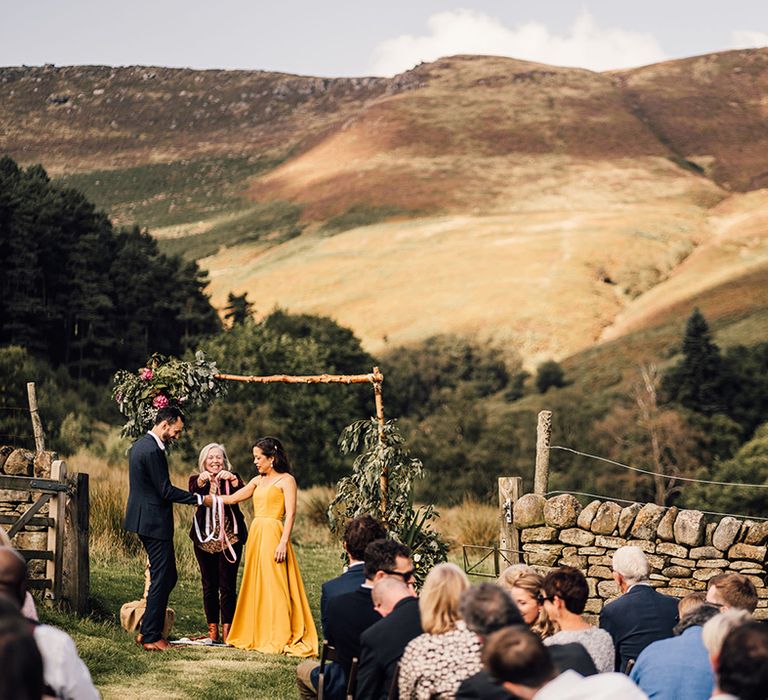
[213,366,389,521]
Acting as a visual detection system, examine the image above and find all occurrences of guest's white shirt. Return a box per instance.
[34,624,100,699]
[534,670,647,700]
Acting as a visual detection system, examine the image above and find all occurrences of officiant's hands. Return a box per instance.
[217,470,235,481]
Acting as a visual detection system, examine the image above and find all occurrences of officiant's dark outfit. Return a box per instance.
[124,432,201,645]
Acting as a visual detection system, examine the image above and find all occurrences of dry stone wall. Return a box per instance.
[0,447,56,580]
[513,493,768,621]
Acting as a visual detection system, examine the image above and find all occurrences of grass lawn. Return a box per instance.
[41,544,340,700]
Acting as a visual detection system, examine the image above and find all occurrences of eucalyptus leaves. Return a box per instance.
[330,418,448,583]
[112,351,227,438]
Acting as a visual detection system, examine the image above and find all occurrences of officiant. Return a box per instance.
[188,442,247,643]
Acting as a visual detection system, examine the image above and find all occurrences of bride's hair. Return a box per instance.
[254,436,292,474]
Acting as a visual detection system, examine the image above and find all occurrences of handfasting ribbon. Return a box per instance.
[192,476,240,563]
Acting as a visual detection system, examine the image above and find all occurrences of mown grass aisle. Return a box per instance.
[42,545,340,700]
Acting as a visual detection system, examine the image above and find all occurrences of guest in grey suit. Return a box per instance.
[124,406,211,651]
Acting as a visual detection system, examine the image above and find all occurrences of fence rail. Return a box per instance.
[462,545,525,578]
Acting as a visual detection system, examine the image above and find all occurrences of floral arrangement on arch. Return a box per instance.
[112,351,227,438]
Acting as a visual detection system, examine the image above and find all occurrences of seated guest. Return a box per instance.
[677,591,707,620]
[701,609,753,661]
[0,597,44,700]
[399,563,481,699]
[498,566,556,639]
[483,626,648,700]
[709,621,768,700]
[457,583,597,700]
[297,539,413,700]
[630,601,720,700]
[541,566,615,673]
[599,546,678,672]
[321,515,386,634]
[0,547,99,699]
[356,577,421,700]
[0,527,37,620]
[705,573,758,613]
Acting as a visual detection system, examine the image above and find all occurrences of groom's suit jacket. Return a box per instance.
[124,433,197,540]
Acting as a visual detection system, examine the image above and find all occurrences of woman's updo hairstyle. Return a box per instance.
[254,436,292,474]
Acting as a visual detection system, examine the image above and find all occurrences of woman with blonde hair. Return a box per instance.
[188,442,247,642]
[399,563,482,699]
[498,565,555,639]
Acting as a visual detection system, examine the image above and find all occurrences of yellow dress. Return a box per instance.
[226,482,318,656]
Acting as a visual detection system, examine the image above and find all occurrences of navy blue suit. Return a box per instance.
[320,562,365,635]
[599,583,679,672]
[124,433,198,643]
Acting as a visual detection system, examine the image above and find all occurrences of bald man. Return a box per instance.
[357,577,422,700]
[0,546,100,699]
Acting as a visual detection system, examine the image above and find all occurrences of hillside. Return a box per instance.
[2,50,767,364]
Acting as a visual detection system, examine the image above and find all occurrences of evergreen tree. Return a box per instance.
[662,309,727,415]
[223,292,255,327]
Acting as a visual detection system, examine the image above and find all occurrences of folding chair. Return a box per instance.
[318,641,338,700]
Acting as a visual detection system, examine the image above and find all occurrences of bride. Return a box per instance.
[218,436,318,656]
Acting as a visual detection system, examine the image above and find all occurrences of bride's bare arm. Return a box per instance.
[219,477,258,504]
[275,476,297,562]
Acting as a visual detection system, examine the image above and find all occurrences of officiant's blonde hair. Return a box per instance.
[198,443,233,473]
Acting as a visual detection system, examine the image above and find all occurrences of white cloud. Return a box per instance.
[730,30,768,49]
[371,9,668,76]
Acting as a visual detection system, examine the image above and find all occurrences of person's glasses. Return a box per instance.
[536,593,549,604]
[383,568,416,582]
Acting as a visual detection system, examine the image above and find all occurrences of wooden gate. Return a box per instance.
[0,460,90,613]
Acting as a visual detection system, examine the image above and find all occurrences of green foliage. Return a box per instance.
[329,419,448,583]
[535,360,566,394]
[0,156,220,381]
[662,309,727,415]
[112,352,227,438]
[382,334,515,420]
[193,311,375,484]
[224,292,255,327]
[682,422,768,518]
[0,345,107,454]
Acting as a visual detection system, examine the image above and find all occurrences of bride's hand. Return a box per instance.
[274,542,287,563]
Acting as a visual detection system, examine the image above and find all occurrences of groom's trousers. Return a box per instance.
[140,535,177,643]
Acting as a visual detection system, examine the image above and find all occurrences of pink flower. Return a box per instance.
[140,368,154,381]
[152,394,169,409]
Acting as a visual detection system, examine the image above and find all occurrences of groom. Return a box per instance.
[124,405,211,651]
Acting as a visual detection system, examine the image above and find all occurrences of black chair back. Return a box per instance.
[318,641,338,700]
[346,657,359,700]
[386,661,400,700]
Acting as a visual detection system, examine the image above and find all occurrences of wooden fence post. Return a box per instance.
[45,460,66,602]
[534,410,552,496]
[63,473,90,614]
[499,477,522,565]
[27,382,46,452]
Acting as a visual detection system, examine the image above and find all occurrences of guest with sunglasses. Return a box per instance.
[297,538,415,700]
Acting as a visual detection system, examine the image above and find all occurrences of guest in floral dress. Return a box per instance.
[399,563,481,699]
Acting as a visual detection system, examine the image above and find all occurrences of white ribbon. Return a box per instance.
[193,477,240,563]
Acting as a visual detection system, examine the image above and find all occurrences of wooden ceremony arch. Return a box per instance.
[213,366,389,519]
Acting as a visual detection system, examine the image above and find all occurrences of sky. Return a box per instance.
[1,1,767,77]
